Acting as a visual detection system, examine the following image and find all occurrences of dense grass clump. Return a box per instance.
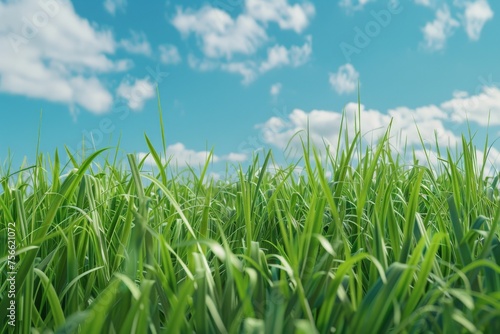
[1,115,500,333]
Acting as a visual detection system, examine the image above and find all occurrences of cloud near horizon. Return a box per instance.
[138,143,247,168]
[256,85,500,169]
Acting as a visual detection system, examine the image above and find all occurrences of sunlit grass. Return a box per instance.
[1,104,500,333]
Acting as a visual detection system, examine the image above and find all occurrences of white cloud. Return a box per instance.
[220,62,258,84]
[440,86,500,126]
[245,0,315,33]
[188,54,261,85]
[415,1,493,48]
[414,0,434,7]
[421,5,460,51]
[288,36,313,66]
[256,103,460,160]
[270,83,282,97]
[462,0,493,40]
[346,0,492,47]
[120,31,151,56]
[329,63,359,95]
[259,36,312,73]
[475,146,500,173]
[256,85,500,167]
[104,0,127,15]
[172,6,267,59]
[187,54,219,72]
[0,0,129,114]
[339,0,375,11]
[387,105,458,147]
[138,143,247,167]
[256,89,494,157]
[188,36,312,84]
[452,90,469,99]
[116,77,155,111]
[260,45,288,73]
[165,143,220,166]
[159,44,181,64]
[171,1,314,83]
[67,76,115,113]
[209,172,222,182]
[257,106,382,153]
[223,152,248,162]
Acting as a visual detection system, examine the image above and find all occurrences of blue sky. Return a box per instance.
[1,0,500,174]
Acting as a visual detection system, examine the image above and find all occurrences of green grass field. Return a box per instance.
[1,108,500,333]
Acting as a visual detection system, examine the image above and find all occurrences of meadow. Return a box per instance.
[1,106,500,333]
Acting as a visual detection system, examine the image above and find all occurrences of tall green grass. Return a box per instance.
[1,108,500,333]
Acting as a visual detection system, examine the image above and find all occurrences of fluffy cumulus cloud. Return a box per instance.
[119,31,151,56]
[462,0,494,40]
[222,152,248,162]
[171,6,268,59]
[421,5,460,51]
[350,0,494,50]
[165,143,220,166]
[104,0,127,15]
[219,61,257,84]
[259,36,312,72]
[159,44,181,64]
[329,63,359,95]
[414,0,433,6]
[417,0,493,51]
[256,86,500,168]
[259,105,382,153]
[440,86,500,126]
[245,0,315,33]
[187,54,218,72]
[138,143,247,167]
[270,83,282,97]
[171,0,314,83]
[339,0,375,11]
[0,0,132,114]
[116,77,155,111]
[188,36,312,84]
